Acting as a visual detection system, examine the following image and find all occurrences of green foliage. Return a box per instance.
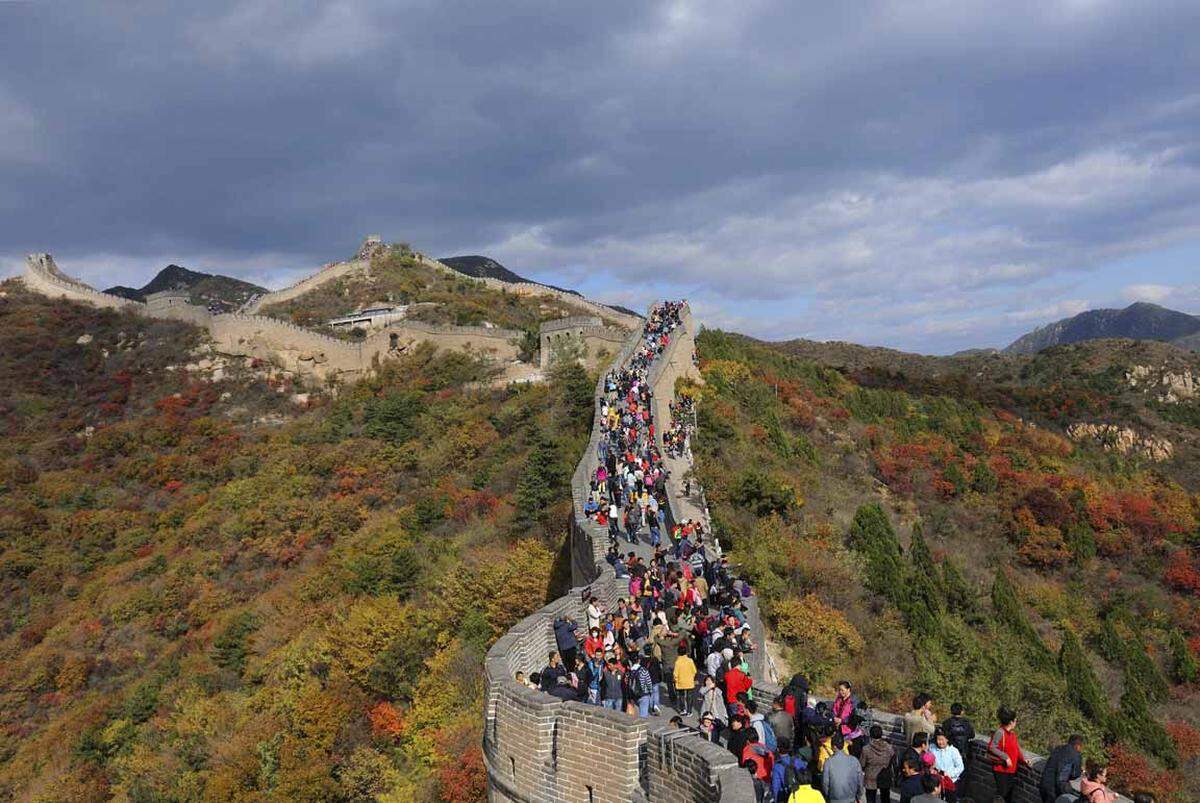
[1168,627,1199,684]
[1064,521,1098,560]
[940,559,980,621]
[362,391,423,443]
[512,425,568,535]
[1112,684,1179,768]
[732,470,797,518]
[1058,629,1110,726]
[971,459,998,493]
[847,504,904,600]
[212,611,260,676]
[549,359,593,434]
[990,569,1053,668]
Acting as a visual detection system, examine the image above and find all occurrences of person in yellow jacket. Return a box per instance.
[783,767,825,803]
[816,726,850,772]
[672,645,697,716]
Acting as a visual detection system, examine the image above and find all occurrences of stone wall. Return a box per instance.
[22,253,142,311]
[241,257,370,314]
[484,305,765,803]
[540,316,630,372]
[21,254,528,386]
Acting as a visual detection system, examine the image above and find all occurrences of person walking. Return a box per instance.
[930,729,963,802]
[672,642,697,716]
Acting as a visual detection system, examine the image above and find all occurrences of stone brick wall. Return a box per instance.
[485,304,766,802]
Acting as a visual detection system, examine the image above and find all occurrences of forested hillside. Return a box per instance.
[690,330,1200,802]
[0,281,593,801]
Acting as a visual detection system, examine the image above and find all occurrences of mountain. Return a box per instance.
[438,254,641,318]
[104,264,266,312]
[1004,301,1200,354]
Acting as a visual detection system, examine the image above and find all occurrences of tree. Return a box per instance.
[991,569,1052,668]
[847,504,904,601]
[1058,629,1110,727]
[1168,627,1199,685]
[511,425,566,535]
[549,359,593,435]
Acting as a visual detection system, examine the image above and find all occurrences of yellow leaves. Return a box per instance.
[769,594,865,681]
[55,654,91,694]
[702,359,752,391]
[404,641,471,766]
[290,679,357,752]
[436,539,554,637]
[326,596,409,686]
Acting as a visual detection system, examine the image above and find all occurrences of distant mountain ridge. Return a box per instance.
[105,264,266,312]
[438,254,640,319]
[1004,301,1200,354]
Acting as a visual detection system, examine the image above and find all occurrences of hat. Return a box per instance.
[722,648,734,661]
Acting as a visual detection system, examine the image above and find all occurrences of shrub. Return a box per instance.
[769,594,865,683]
[732,470,797,518]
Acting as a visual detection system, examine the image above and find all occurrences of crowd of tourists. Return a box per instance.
[514,300,1155,803]
[664,393,695,459]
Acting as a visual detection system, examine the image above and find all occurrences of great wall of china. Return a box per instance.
[485,304,1126,803]
[19,247,633,385]
[19,252,1123,801]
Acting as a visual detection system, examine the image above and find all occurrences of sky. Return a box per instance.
[2,1,1199,354]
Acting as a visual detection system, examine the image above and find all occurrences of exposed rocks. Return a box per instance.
[1066,422,1174,461]
[76,333,94,345]
[1126,364,1199,403]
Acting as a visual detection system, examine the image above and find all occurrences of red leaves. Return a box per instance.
[367,701,405,741]
[1164,552,1200,596]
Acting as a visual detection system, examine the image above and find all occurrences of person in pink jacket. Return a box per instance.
[1079,761,1118,803]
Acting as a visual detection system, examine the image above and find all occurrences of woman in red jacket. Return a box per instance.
[987,706,1029,803]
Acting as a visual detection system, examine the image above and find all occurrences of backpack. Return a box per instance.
[759,718,778,752]
[777,756,804,800]
[633,666,653,698]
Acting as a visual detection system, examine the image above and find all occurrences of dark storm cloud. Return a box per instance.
[2,1,1200,351]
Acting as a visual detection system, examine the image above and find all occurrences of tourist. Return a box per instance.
[832,680,858,738]
[1078,761,1118,803]
[672,641,697,715]
[822,732,866,803]
[944,703,975,767]
[700,674,729,727]
[771,744,808,801]
[742,730,774,781]
[898,757,926,803]
[783,767,826,803]
[1039,735,1084,803]
[905,693,938,743]
[911,774,943,803]
[930,729,963,802]
[627,655,654,717]
[539,651,566,691]
[860,724,895,803]
[768,697,795,752]
[987,707,1029,803]
[600,658,624,711]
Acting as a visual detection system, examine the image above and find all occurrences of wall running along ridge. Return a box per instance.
[19,253,619,386]
[484,304,1130,802]
[242,246,643,330]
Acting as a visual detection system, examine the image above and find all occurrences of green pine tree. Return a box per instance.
[1058,629,1110,727]
[1168,627,1199,685]
[847,504,905,602]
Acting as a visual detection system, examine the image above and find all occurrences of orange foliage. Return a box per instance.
[367,701,405,742]
[1107,743,1178,799]
[1164,552,1200,596]
[1165,721,1200,760]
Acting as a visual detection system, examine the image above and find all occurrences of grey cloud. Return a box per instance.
[1,1,1198,352]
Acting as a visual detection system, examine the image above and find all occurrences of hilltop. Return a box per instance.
[1005,301,1200,354]
[438,254,641,319]
[104,264,266,312]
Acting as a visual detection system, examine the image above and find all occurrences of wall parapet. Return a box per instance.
[484,304,762,802]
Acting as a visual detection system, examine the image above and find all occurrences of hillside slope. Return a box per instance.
[0,280,594,801]
[1005,301,1200,354]
[691,330,1200,802]
[438,255,640,318]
